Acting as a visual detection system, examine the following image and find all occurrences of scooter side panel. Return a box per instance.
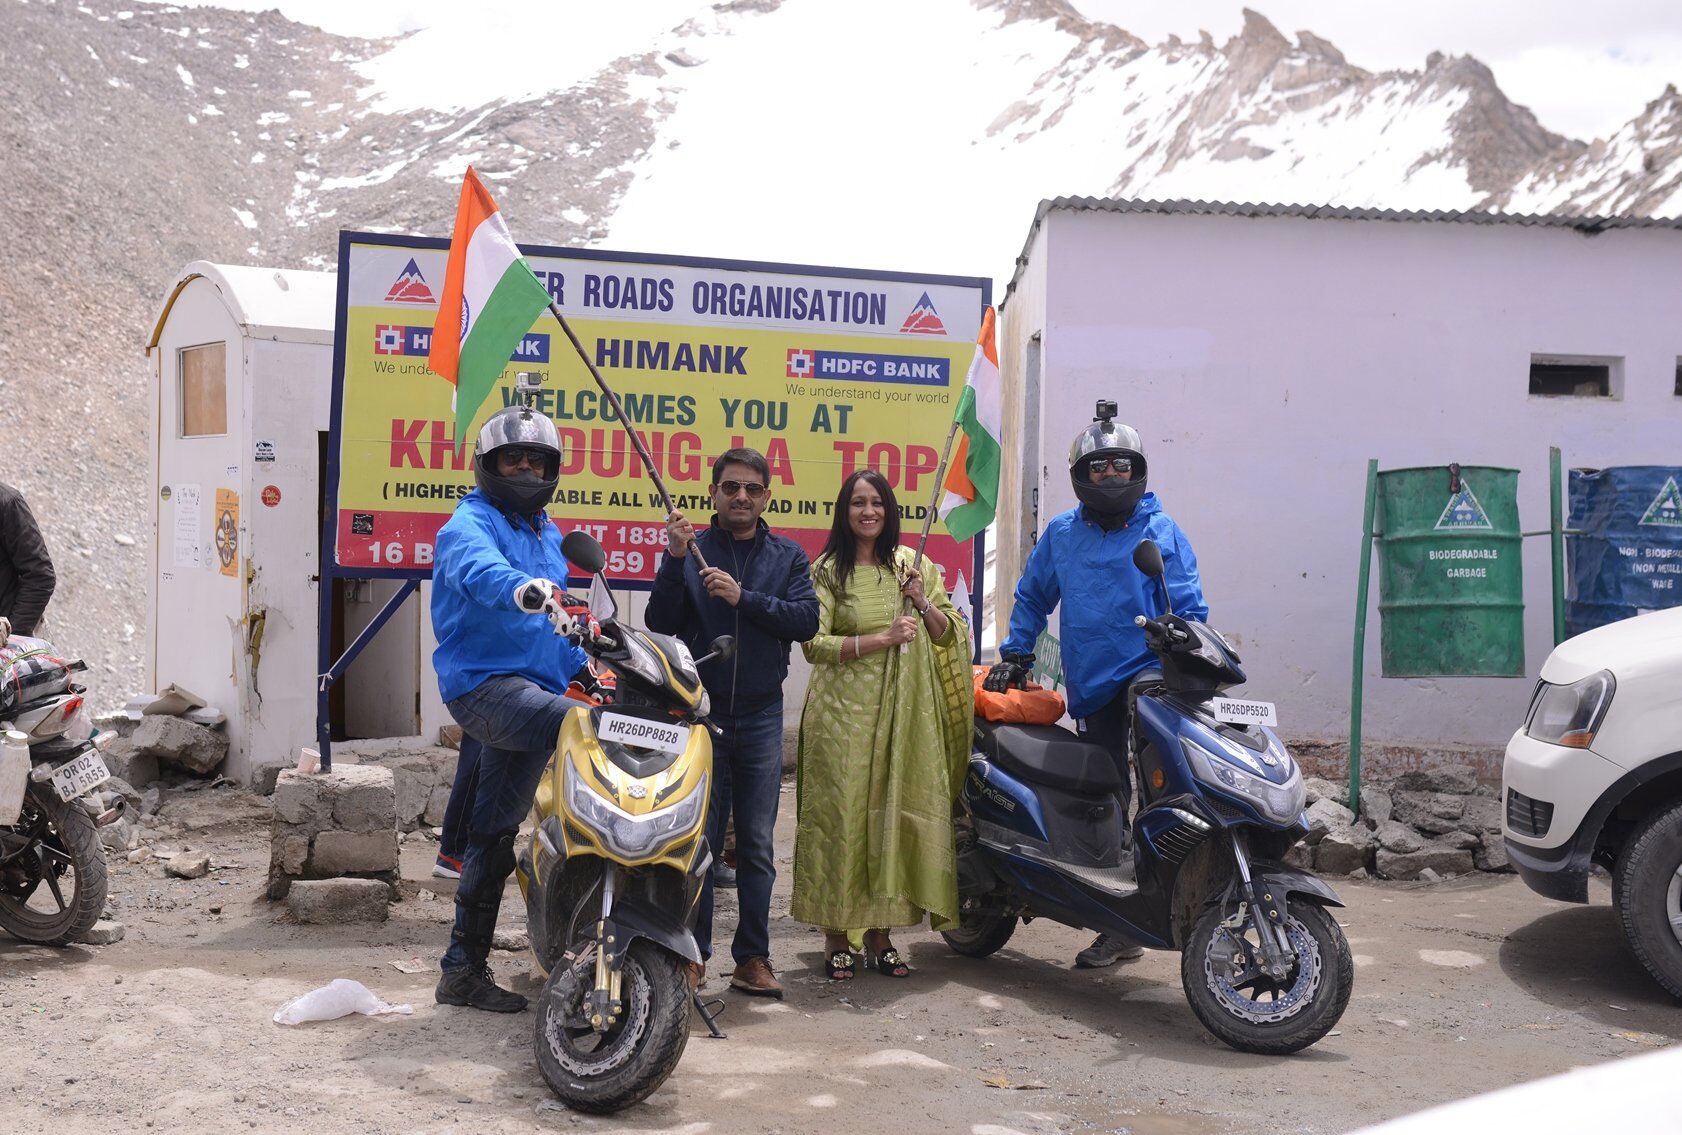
[964,757,1048,843]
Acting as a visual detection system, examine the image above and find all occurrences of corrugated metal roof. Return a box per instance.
[1003,197,1682,305]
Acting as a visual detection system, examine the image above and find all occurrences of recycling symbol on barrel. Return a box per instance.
[215,507,238,568]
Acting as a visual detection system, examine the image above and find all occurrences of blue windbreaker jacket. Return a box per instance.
[1000,494,1207,719]
[430,490,588,704]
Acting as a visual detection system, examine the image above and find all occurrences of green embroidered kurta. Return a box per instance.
[791,546,973,931]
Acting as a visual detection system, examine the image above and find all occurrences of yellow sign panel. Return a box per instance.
[332,235,988,593]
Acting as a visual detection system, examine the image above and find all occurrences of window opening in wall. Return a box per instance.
[180,342,228,436]
[1528,354,1617,399]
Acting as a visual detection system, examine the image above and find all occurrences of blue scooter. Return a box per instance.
[948,539,1352,1054]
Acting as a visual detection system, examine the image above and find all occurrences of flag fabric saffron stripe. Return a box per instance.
[428,166,553,448]
[939,305,1002,543]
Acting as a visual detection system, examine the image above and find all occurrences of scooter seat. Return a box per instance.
[972,719,1122,796]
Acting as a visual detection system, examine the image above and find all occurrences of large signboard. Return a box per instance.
[329,233,989,608]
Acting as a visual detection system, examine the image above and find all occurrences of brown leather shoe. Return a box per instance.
[729,956,784,999]
[683,961,706,991]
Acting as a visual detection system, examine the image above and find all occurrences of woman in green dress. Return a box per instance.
[792,469,973,980]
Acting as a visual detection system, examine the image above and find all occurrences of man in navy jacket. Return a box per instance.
[648,447,819,999]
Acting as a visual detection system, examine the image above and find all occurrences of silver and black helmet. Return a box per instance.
[1068,402,1147,521]
[473,404,562,516]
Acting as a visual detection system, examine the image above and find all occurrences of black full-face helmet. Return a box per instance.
[1068,402,1147,521]
[473,404,561,516]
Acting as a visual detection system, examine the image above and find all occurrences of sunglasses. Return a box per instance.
[1087,457,1132,474]
[497,446,552,468]
[715,479,768,499]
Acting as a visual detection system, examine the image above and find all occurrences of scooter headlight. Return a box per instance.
[1181,736,1305,824]
[563,760,708,860]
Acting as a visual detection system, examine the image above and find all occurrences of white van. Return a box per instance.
[1502,605,1682,997]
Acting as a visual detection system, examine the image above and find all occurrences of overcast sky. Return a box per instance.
[156,0,1682,140]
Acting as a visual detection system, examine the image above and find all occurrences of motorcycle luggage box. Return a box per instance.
[972,718,1122,796]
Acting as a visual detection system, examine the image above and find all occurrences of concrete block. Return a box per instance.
[272,769,328,826]
[310,830,399,874]
[277,834,309,875]
[132,715,227,776]
[1375,843,1475,879]
[288,879,390,924]
[330,765,398,832]
[83,919,126,945]
[102,738,159,788]
[249,762,288,796]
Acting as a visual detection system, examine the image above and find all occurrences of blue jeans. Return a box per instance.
[695,699,784,965]
[438,733,481,862]
[440,676,589,973]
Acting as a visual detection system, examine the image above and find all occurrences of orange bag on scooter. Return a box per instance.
[971,665,1066,725]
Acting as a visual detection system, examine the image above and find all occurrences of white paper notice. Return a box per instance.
[172,483,202,569]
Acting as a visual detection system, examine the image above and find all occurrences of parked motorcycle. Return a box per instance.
[515,531,732,1114]
[948,539,1352,1054]
[0,630,118,945]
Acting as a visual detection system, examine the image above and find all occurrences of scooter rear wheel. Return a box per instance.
[534,939,691,1114]
[1181,897,1351,1055]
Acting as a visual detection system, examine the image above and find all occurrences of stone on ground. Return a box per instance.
[131,715,228,776]
[166,850,211,879]
[82,919,126,945]
[287,879,390,924]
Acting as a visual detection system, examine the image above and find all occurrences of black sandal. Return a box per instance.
[872,947,910,978]
[824,949,857,981]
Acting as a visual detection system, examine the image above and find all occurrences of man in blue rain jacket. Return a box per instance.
[431,401,590,1014]
[986,402,1207,969]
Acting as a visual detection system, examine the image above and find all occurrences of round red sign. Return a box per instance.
[261,485,282,508]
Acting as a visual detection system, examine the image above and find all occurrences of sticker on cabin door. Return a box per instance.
[214,489,240,577]
[172,484,202,569]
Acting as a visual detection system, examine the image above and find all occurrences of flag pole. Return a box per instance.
[545,300,710,572]
[896,416,962,652]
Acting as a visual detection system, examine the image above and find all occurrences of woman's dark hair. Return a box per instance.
[817,469,900,595]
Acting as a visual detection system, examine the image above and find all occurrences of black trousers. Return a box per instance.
[1075,690,1133,814]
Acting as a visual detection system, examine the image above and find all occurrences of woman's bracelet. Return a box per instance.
[852,635,860,659]
[916,600,933,615]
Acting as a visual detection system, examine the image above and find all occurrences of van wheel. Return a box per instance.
[1612,800,1682,1000]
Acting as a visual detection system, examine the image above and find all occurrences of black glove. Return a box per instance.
[983,654,1033,693]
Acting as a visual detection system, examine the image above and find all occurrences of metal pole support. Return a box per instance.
[1550,446,1566,645]
[314,578,420,772]
[1348,459,1379,816]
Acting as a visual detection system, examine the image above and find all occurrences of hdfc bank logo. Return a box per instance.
[786,348,815,379]
[374,325,406,355]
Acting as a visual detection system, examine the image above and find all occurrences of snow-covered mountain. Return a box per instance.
[3,0,1680,700]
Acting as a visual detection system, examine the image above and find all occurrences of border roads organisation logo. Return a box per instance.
[385,258,437,305]
[1640,476,1682,527]
[898,291,947,335]
[1435,481,1493,530]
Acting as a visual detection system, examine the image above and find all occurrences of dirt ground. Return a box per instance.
[4,782,1679,1135]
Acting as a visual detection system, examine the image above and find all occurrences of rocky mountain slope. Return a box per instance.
[2,0,1677,705]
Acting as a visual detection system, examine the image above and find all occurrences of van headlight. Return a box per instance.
[563,760,707,859]
[1181,736,1305,824]
[1524,670,1615,750]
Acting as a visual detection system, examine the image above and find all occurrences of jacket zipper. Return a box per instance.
[723,529,759,717]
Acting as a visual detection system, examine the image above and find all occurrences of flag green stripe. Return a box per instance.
[946,388,1001,543]
[454,261,553,444]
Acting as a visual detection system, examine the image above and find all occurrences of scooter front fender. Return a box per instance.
[1249,860,1345,909]
[604,892,703,967]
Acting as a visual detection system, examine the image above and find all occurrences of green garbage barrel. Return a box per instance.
[1376,465,1524,677]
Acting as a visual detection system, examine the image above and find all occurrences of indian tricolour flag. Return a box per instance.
[939,305,1002,543]
[428,166,553,448]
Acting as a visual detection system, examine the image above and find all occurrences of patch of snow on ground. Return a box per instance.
[231,206,257,229]
[175,63,194,88]
[317,158,410,192]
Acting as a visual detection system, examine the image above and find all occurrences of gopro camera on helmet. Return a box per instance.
[515,371,544,409]
[1094,399,1118,422]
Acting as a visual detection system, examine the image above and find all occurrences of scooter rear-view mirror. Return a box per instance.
[561,530,609,575]
[1133,539,1165,578]
[698,635,735,664]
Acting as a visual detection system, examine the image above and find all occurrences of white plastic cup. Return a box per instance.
[297,747,321,774]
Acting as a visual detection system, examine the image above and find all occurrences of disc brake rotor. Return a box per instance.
[542,952,655,1077]
[1203,912,1323,1024]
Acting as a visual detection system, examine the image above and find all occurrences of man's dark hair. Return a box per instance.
[711,447,770,486]
[816,468,901,596]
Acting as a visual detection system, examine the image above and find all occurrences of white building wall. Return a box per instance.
[1002,208,1682,748]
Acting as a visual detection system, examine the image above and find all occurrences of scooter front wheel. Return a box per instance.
[1181,897,1352,1055]
[940,909,1016,958]
[534,939,691,1114]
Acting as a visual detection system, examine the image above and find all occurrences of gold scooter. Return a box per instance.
[516,530,732,1114]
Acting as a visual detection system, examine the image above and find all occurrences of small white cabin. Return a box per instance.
[145,262,448,783]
